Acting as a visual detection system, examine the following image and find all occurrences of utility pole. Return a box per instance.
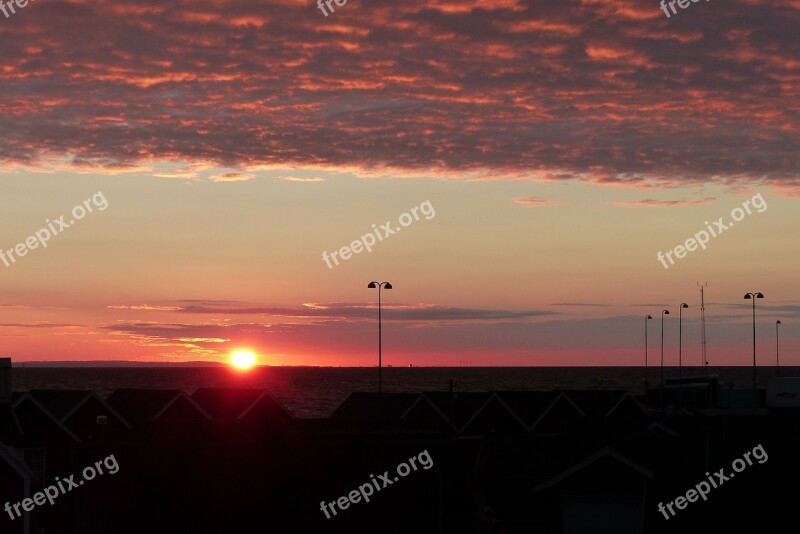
[698,282,708,373]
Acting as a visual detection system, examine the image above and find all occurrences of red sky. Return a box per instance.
[0,0,798,366]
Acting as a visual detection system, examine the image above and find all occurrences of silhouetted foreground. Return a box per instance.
[1,382,798,533]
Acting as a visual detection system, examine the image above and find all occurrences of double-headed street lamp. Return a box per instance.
[744,292,764,409]
[678,303,689,382]
[645,315,653,389]
[660,309,670,387]
[678,303,688,407]
[776,320,782,377]
[368,281,392,393]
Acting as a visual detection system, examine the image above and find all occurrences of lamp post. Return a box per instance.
[645,315,653,389]
[744,292,764,409]
[776,320,782,377]
[678,303,688,407]
[368,281,392,393]
[660,309,670,387]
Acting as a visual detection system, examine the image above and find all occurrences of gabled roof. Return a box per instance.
[0,402,23,443]
[646,421,680,438]
[0,442,34,481]
[474,434,591,479]
[106,388,211,424]
[27,390,131,429]
[192,388,287,421]
[418,392,491,429]
[528,392,585,432]
[12,392,81,442]
[458,392,529,434]
[560,390,647,418]
[238,390,294,421]
[533,447,654,492]
[493,391,564,428]
[400,393,456,429]
[605,392,650,418]
[27,390,89,420]
[609,423,683,471]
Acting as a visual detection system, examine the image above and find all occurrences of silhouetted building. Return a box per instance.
[1,365,799,533]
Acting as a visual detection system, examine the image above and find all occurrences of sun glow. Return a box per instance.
[230,350,257,369]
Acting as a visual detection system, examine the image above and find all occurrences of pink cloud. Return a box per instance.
[0,0,796,189]
[514,196,564,207]
[612,197,716,207]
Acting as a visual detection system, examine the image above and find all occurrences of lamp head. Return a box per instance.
[663,309,670,315]
[368,282,377,288]
[681,303,688,309]
[384,282,393,290]
[646,315,652,319]
[777,320,782,325]
[756,292,764,299]
[744,293,752,299]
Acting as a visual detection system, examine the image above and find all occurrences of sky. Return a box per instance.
[0,0,798,366]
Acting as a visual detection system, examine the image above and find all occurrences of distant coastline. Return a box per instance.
[8,361,800,369]
[11,361,229,368]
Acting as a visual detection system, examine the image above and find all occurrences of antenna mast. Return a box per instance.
[698,282,708,373]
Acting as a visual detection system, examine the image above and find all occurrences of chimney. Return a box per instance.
[0,358,11,403]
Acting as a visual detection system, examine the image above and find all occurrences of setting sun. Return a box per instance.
[230,350,257,369]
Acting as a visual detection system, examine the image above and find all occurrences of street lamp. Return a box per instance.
[678,303,688,408]
[678,303,689,381]
[659,309,670,411]
[645,315,653,389]
[368,281,392,393]
[776,320,782,377]
[660,309,670,387]
[744,292,764,409]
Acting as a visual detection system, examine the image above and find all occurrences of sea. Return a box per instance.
[10,366,793,418]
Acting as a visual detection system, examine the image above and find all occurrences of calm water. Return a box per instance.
[11,366,793,418]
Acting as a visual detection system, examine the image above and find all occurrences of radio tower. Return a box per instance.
[698,282,708,373]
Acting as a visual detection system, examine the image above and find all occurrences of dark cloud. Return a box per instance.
[0,0,797,187]
[550,303,611,307]
[612,197,716,207]
[101,316,627,356]
[110,301,558,321]
[0,323,84,328]
[723,303,800,316]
